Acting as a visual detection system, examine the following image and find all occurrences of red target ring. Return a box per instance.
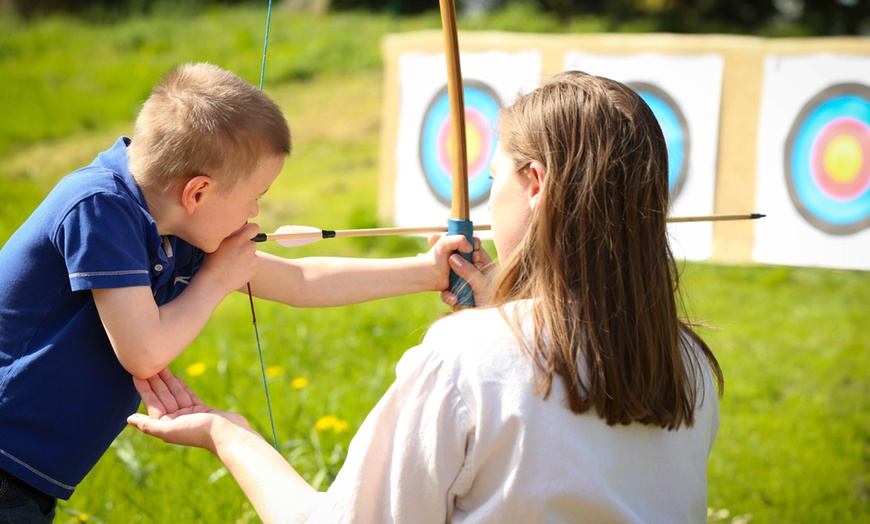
[810,117,870,201]
[420,81,501,207]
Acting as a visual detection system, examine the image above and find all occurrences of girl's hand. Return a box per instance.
[127,369,257,453]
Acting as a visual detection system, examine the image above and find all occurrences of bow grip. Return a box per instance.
[447,217,475,307]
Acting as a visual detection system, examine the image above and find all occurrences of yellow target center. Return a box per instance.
[824,135,863,183]
[466,127,482,161]
[447,128,483,166]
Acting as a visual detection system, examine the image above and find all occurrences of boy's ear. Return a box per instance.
[181,175,212,215]
[528,161,545,211]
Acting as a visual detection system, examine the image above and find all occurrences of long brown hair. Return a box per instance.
[493,71,723,429]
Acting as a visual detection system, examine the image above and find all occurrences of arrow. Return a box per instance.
[667,213,765,223]
[252,225,471,247]
[252,213,765,248]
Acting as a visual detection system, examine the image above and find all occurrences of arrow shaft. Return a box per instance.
[254,214,764,243]
[668,213,765,223]
[258,225,475,242]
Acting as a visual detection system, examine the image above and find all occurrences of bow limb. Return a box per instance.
[439,0,476,307]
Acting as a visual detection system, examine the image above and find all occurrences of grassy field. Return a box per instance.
[1,5,868,523]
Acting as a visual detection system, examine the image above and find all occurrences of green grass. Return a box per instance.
[683,264,870,522]
[1,6,868,523]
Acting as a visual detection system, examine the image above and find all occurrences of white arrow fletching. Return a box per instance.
[270,225,323,247]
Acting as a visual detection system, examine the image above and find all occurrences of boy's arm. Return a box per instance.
[94,225,259,379]
[247,234,475,307]
[94,282,225,379]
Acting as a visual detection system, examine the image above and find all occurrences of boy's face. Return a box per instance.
[191,154,285,253]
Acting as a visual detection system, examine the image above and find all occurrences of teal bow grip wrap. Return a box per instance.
[448,217,475,307]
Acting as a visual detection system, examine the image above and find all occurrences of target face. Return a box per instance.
[785,83,870,235]
[419,81,501,206]
[629,82,690,199]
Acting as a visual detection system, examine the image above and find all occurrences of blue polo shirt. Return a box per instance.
[0,137,205,499]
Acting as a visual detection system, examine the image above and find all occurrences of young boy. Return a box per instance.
[0,62,471,521]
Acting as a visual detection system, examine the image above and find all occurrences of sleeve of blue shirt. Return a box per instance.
[57,191,154,292]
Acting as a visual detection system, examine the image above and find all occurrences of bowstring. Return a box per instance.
[250,0,279,450]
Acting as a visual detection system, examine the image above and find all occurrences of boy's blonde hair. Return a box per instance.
[128,62,291,194]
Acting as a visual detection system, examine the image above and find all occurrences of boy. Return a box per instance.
[0,62,470,522]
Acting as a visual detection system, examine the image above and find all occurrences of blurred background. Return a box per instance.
[2,0,869,35]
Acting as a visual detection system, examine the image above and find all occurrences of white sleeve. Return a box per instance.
[303,340,475,523]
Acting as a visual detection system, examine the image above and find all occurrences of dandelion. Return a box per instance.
[333,418,349,433]
[186,362,206,377]
[291,377,308,389]
[74,515,89,523]
[315,415,337,432]
[266,365,284,378]
[315,415,349,434]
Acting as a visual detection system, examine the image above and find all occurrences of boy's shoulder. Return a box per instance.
[52,137,136,200]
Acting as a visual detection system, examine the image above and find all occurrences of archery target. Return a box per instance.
[419,81,501,207]
[785,83,870,235]
[754,53,870,271]
[629,82,690,199]
[390,49,541,229]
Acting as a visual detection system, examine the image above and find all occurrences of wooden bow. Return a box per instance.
[439,0,476,307]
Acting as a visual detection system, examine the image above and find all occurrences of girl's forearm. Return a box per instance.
[211,419,319,523]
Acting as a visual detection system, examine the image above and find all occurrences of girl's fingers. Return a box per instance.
[440,290,458,307]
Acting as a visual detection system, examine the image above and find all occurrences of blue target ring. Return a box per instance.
[785,83,870,235]
[419,81,501,207]
[630,82,690,200]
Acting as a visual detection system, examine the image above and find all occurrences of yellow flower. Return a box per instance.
[75,514,89,522]
[315,415,337,432]
[186,362,206,377]
[315,415,349,434]
[333,419,349,433]
[291,377,308,389]
[266,365,284,378]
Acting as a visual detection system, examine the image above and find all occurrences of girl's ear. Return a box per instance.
[180,175,212,215]
[527,161,546,211]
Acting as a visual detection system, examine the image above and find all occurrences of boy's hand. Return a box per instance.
[423,233,473,289]
[200,222,261,294]
[425,234,495,308]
